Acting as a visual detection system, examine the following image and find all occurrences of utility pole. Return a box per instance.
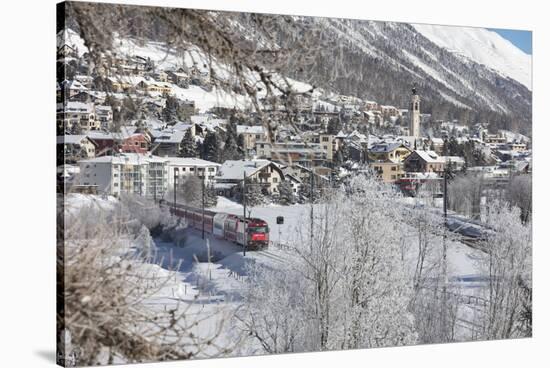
[310,170,314,244]
[201,174,205,239]
[442,163,449,341]
[173,169,177,214]
[243,170,247,257]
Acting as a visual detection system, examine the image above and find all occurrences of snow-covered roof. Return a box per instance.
[164,157,221,167]
[154,129,186,144]
[369,142,408,154]
[57,135,90,145]
[217,159,274,180]
[237,125,265,135]
[79,153,167,165]
[413,150,446,164]
[59,101,94,113]
[61,79,88,91]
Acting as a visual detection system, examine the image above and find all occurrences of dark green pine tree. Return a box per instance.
[222,131,242,161]
[162,95,179,124]
[180,129,199,157]
[202,131,221,163]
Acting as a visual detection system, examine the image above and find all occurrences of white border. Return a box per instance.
[1,0,548,367]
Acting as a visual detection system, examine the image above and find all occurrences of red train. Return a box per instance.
[161,200,270,250]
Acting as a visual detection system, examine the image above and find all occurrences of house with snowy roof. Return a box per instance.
[57,101,98,132]
[57,135,97,164]
[368,142,412,163]
[215,159,285,196]
[151,129,187,157]
[237,125,267,150]
[403,150,446,174]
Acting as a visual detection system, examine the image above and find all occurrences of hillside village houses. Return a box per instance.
[57,135,96,163]
[237,125,267,151]
[214,159,286,197]
[58,27,532,201]
[57,101,99,131]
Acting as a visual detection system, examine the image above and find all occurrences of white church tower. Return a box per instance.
[409,85,421,138]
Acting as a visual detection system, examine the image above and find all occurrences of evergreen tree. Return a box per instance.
[278,180,296,205]
[222,129,242,161]
[202,131,221,163]
[162,95,179,124]
[180,129,199,157]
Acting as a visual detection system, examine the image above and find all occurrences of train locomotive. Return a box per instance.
[161,200,270,250]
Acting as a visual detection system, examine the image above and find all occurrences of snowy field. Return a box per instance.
[64,193,490,356]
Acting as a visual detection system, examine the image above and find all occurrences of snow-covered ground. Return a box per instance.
[64,194,490,355]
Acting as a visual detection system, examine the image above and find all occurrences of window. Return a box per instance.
[255,135,261,139]
[208,167,215,172]
[273,177,278,183]
[391,166,396,171]
[391,175,396,180]
[190,168,195,172]
[322,137,329,142]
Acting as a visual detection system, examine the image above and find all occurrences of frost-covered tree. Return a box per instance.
[448,172,484,219]
[277,180,296,205]
[243,181,265,207]
[481,201,532,340]
[506,174,532,223]
[241,177,417,352]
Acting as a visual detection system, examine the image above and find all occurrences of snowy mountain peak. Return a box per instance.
[413,24,531,90]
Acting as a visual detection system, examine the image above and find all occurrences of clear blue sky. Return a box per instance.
[488,28,532,54]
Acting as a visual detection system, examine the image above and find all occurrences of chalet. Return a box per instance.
[167,69,191,87]
[135,79,172,94]
[87,127,150,155]
[57,135,97,163]
[215,159,285,196]
[237,125,267,151]
[151,130,186,157]
[368,142,412,163]
[95,105,113,130]
[403,150,446,174]
[370,161,405,184]
[57,102,98,131]
[60,79,88,99]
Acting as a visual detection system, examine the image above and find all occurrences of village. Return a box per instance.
[56,27,532,207]
[49,4,536,365]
